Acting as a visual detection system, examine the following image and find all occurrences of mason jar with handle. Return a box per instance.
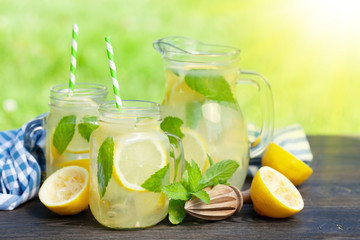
[154,36,274,190]
[89,100,183,229]
[25,83,108,179]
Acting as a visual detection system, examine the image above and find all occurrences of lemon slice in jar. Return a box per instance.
[112,134,168,192]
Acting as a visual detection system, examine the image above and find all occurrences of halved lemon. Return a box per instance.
[262,143,313,186]
[39,166,89,215]
[112,134,167,191]
[181,127,209,172]
[250,166,304,218]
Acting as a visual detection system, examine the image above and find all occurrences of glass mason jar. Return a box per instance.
[89,100,177,229]
[45,83,108,177]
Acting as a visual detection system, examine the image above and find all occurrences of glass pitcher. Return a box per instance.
[154,36,274,190]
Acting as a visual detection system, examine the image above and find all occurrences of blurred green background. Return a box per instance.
[1,0,359,134]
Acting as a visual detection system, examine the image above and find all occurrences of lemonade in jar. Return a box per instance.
[89,100,173,229]
[45,83,108,177]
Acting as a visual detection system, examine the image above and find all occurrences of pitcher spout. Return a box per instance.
[153,36,194,56]
[153,36,240,64]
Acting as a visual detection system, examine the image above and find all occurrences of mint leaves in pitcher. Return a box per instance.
[184,69,237,109]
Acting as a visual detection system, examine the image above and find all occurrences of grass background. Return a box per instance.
[1,0,359,134]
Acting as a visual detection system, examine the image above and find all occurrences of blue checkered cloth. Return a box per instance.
[0,116,45,210]
[0,115,312,210]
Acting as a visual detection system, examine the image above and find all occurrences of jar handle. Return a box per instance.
[24,114,47,179]
[165,132,184,182]
[236,70,274,158]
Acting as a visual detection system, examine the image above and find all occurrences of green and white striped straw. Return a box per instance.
[69,24,79,93]
[105,36,122,108]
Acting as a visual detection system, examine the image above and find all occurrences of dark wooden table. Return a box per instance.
[1,136,359,239]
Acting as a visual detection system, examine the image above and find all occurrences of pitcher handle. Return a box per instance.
[165,132,184,182]
[236,70,274,158]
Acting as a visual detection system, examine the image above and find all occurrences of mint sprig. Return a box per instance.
[141,159,239,224]
[52,115,76,155]
[184,69,237,109]
[78,116,99,142]
[160,116,184,146]
[141,164,169,193]
[97,137,114,198]
[185,101,202,130]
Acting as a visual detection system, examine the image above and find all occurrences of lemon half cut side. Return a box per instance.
[250,166,304,218]
[112,134,168,192]
[39,166,89,215]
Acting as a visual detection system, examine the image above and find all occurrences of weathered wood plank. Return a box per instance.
[0,136,359,239]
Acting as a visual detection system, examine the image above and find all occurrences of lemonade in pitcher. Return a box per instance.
[161,67,249,187]
[45,83,108,177]
[89,100,173,229]
[154,36,274,190]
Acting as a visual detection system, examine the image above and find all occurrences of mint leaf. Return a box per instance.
[160,116,184,145]
[184,69,236,109]
[191,190,210,204]
[52,115,76,154]
[162,182,189,201]
[170,68,180,77]
[207,154,214,166]
[187,160,202,192]
[78,116,98,142]
[168,199,186,224]
[199,160,239,188]
[181,168,189,190]
[185,101,202,130]
[172,153,182,182]
[141,165,169,192]
[97,137,114,198]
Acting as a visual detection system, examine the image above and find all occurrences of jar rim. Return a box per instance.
[99,100,160,119]
[50,83,108,100]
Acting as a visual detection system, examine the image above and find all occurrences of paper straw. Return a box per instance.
[69,24,79,93]
[105,36,122,108]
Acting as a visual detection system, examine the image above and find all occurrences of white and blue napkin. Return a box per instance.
[0,116,45,210]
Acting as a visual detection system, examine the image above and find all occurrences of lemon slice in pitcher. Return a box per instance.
[181,127,209,172]
[112,134,168,191]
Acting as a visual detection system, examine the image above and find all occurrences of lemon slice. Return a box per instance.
[50,132,64,164]
[57,96,98,107]
[262,143,313,186]
[250,166,304,218]
[181,127,209,172]
[39,166,89,215]
[113,134,167,191]
[57,159,90,171]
